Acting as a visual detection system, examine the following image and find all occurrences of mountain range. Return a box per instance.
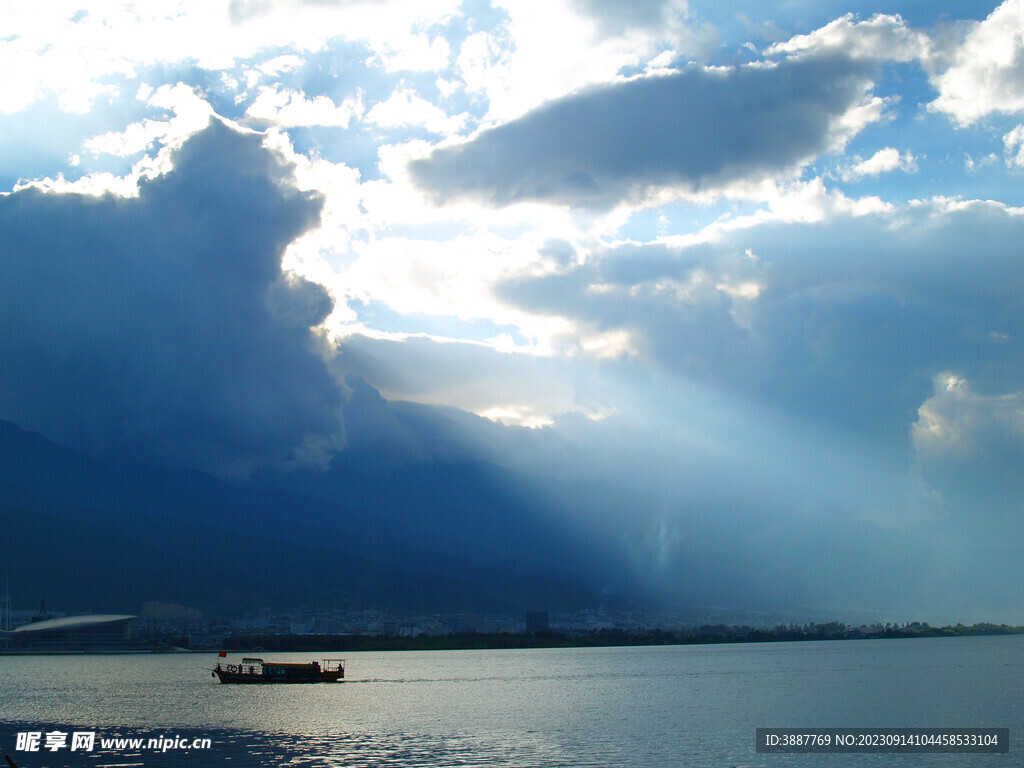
[0,381,635,617]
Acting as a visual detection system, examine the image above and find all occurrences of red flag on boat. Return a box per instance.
[218,651,227,657]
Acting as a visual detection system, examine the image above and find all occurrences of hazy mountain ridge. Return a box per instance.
[0,416,623,615]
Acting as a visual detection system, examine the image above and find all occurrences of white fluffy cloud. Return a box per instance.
[459,0,699,123]
[17,84,217,199]
[1005,125,1024,167]
[365,88,468,135]
[767,12,929,62]
[85,84,215,158]
[843,147,917,179]
[929,0,1024,125]
[0,0,461,116]
[245,85,364,128]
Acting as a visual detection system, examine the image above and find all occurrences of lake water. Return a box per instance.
[0,635,1020,767]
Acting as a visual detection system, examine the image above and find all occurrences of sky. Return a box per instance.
[3,0,1024,621]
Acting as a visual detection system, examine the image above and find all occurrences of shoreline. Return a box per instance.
[5,622,1019,655]
[219,622,1024,653]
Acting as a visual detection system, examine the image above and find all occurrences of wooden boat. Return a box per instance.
[212,656,344,683]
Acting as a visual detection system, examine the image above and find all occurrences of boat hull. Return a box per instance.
[213,669,343,684]
[212,659,344,684]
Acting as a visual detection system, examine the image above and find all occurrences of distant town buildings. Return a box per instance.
[1,587,910,652]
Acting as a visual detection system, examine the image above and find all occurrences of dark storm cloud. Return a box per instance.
[409,53,875,208]
[497,203,1024,447]
[0,119,343,476]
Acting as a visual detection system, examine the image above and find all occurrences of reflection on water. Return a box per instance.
[2,637,1022,767]
[0,722,575,768]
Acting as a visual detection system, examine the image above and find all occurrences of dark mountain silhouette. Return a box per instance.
[0,397,630,615]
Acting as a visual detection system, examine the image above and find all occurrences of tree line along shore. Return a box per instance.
[216,622,1024,653]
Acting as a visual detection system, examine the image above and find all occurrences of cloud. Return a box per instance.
[365,88,467,135]
[369,32,453,73]
[245,85,365,128]
[450,0,713,125]
[227,0,396,23]
[913,373,1024,504]
[566,0,701,48]
[409,51,882,209]
[455,30,511,97]
[843,147,917,179]
[0,119,343,477]
[766,13,928,63]
[84,84,215,159]
[1005,125,1024,167]
[495,199,1024,443]
[7,0,1024,618]
[0,1,461,119]
[568,0,687,31]
[929,0,1024,125]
